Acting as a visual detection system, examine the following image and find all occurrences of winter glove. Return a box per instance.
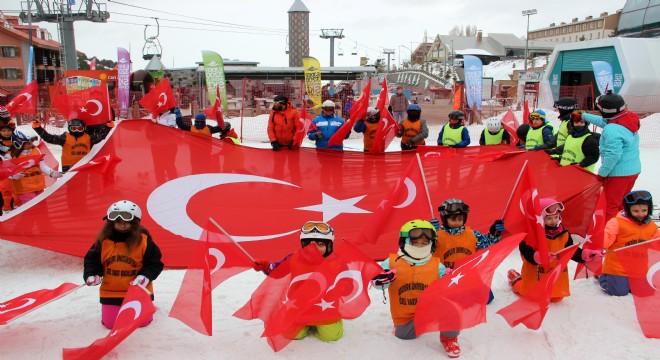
[253,259,271,272]
[270,141,281,151]
[534,251,558,264]
[86,275,102,286]
[570,111,583,122]
[49,170,63,178]
[314,131,323,140]
[106,121,115,128]
[372,269,396,287]
[581,249,604,262]
[131,275,150,287]
[31,120,42,129]
[9,172,24,180]
[445,267,454,276]
[430,218,440,231]
[489,220,505,235]
[401,142,414,151]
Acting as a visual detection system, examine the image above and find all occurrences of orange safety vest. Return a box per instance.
[363,121,379,151]
[191,126,212,136]
[387,254,441,325]
[100,233,154,299]
[603,216,658,276]
[400,119,425,146]
[433,227,477,269]
[61,132,91,167]
[518,232,571,298]
[11,148,46,195]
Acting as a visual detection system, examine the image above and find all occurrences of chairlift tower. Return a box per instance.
[383,49,395,72]
[20,1,110,71]
[320,29,344,67]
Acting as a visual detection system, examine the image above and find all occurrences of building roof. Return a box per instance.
[434,33,555,56]
[0,15,61,51]
[288,0,310,13]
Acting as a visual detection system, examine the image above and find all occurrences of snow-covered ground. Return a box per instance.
[2,115,660,359]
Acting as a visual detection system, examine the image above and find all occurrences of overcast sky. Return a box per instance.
[2,0,626,69]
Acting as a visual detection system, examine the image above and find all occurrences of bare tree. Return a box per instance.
[465,25,478,37]
[448,25,462,36]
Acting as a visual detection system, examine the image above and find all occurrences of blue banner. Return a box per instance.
[27,46,34,84]
[463,55,483,110]
[591,61,613,95]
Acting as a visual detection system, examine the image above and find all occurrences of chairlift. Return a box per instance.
[142,18,163,60]
[351,42,358,56]
[285,36,289,54]
[338,45,344,56]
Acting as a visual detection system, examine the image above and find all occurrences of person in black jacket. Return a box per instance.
[544,112,600,172]
[83,200,164,329]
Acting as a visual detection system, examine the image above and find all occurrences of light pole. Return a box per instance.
[522,9,537,71]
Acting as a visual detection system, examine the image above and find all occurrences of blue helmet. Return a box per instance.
[407,104,422,112]
[12,130,36,148]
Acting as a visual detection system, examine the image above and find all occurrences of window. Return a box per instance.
[582,23,587,30]
[0,68,23,80]
[590,22,595,29]
[598,20,604,27]
[562,27,567,33]
[1,46,20,58]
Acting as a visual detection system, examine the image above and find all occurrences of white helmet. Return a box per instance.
[366,107,379,116]
[486,118,502,133]
[322,100,336,109]
[106,200,142,221]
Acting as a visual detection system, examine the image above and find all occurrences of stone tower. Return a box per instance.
[288,0,310,67]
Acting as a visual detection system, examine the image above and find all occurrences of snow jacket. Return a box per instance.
[582,111,641,177]
[267,103,301,147]
[308,113,347,150]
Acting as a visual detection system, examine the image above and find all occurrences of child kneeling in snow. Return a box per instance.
[372,220,460,358]
[83,200,164,329]
[508,198,602,302]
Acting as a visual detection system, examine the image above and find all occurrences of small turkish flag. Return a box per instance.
[204,84,225,129]
[0,154,45,180]
[292,107,312,149]
[6,81,38,115]
[139,78,177,118]
[0,282,80,325]
[328,80,371,147]
[53,85,111,125]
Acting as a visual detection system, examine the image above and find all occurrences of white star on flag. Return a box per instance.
[80,106,87,113]
[295,193,371,222]
[315,298,335,311]
[449,272,465,287]
[157,101,163,107]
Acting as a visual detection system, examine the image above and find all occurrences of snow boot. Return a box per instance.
[440,335,460,358]
[507,269,522,287]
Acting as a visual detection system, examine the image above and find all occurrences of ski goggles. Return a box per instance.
[301,221,332,235]
[107,211,136,222]
[407,228,435,240]
[13,136,38,148]
[543,202,565,216]
[69,126,85,132]
[442,202,470,213]
[624,190,652,205]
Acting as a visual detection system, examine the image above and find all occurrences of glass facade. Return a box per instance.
[617,0,660,37]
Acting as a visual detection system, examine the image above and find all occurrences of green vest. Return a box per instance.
[484,129,504,145]
[525,124,552,150]
[556,121,569,147]
[441,123,464,146]
[560,133,595,172]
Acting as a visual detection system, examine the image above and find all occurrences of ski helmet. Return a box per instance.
[300,221,335,256]
[322,100,336,109]
[595,90,626,117]
[106,200,142,221]
[448,110,465,121]
[399,219,438,257]
[539,198,564,226]
[622,190,653,221]
[485,118,502,133]
[516,123,530,140]
[554,97,578,119]
[68,118,86,133]
[0,106,10,120]
[438,199,470,228]
[11,130,36,148]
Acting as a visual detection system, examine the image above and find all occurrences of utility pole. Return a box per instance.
[383,49,395,72]
[320,29,344,67]
[20,1,110,71]
[522,9,538,71]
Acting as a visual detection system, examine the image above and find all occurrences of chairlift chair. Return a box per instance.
[142,18,163,60]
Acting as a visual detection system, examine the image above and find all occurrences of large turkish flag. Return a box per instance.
[0,121,600,268]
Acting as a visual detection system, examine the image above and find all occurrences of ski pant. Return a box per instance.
[394,320,459,340]
[602,174,639,221]
[599,274,630,296]
[287,320,343,342]
[101,304,153,330]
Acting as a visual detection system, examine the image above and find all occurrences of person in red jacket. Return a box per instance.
[267,95,302,184]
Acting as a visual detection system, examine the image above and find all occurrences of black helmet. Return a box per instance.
[448,110,465,121]
[68,118,86,133]
[438,198,470,228]
[516,123,530,139]
[595,90,626,118]
[622,190,653,223]
[554,97,578,119]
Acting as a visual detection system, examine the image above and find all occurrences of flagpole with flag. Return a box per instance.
[208,217,255,263]
[415,153,435,219]
[501,160,528,219]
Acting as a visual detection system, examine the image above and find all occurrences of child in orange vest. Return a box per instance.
[599,190,660,296]
[507,198,603,301]
[372,220,460,358]
[0,122,21,212]
[83,200,164,329]
[9,130,63,204]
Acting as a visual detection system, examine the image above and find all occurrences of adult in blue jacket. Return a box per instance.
[582,91,641,221]
[308,100,348,150]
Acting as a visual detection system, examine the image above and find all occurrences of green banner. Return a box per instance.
[201,50,227,110]
[303,57,322,109]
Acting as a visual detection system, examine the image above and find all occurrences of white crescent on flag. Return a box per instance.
[85,99,103,116]
[207,247,226,275]
[0,298,36,314]
[646,261,660,290]
[393,177,416,209]
[117,300,142,321]
[157,93,167,107]
[325,269,364,303]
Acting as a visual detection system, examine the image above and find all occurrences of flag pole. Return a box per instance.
[500,160,529,219]
[5,284,84,324]
[612,237,660,253]
[208,217,256,262]
[415,153,435,219]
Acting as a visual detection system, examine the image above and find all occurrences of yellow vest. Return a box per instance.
[441,123,463,146]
